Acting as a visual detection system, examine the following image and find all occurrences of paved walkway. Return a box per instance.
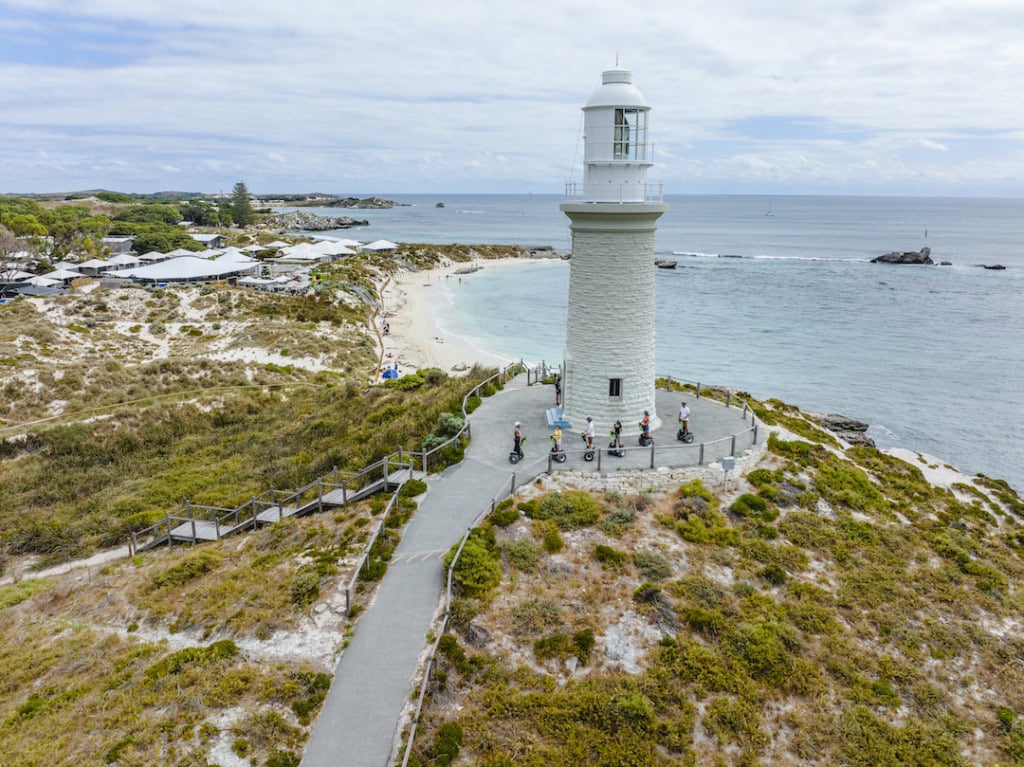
[301,375,756,767]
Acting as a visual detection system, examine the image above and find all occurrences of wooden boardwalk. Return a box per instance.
[134,461,417,552]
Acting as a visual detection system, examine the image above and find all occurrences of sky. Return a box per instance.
[1,0,1023,197]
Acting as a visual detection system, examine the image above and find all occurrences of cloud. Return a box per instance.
[0,0,1022,194]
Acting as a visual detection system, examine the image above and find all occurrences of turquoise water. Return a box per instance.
[286,195,1024,491]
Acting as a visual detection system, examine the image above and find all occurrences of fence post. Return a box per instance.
[251,497,258,526]
[345,586,351,616]
[131,531,138,556]
[667,376,672,391]
[317,478,323,514]
[743,402,748,418]
[649,442,655,469]
[422,450,428,475]
[333,465,338,485]
[511,471,516,491]
[215,517,221,540]
[753,423,759,443]
[467,422,471,439]
[699,443,705,465]
[726,391,732,408]
[696,383,701,399]
[547,453,552,473]
[384,458,390,489]
[188,503,197,544]
[731,434,737,455]
[398,447,404,464]
[597,446,602,471]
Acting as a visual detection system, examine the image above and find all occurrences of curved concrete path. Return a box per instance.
[301,375,755,767]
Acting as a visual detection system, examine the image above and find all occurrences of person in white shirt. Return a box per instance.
[678,402,691,435]
[581,416,595,448]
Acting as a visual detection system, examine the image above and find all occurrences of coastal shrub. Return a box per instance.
[601,505,636,535]
[767,433,821,467]
[633,551,673,580]
[507,538,541,573]
[399,478,428,497]
[814,456,888,514]
[446,526,501,599]
[151,549,224,590]
[479,383,497,397]
[489,498,519,527]
[427,722,463,765]
[289,567,320,605]
[594,544,628,569]
[532,519,564,553]
[464,394,482,413]
[730,493,778,522]
[422,412,465,450]
[633,581,661,604]
[759,563,787,586]
[522,490,602,530]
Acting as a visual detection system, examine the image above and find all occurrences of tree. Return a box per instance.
[114,204,182,225]
[231,181,254,228]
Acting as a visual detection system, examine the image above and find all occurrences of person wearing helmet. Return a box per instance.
[678,401,690,436]
[513,421,524,459]
[640,410,651,437]
[581,416,595,449]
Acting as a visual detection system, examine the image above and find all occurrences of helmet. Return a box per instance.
[586,416,593,421]
[644,410,649,415]
[514,421,521,427]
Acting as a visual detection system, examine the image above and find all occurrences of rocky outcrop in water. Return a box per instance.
[320,197,409,209]
[814,413,876,447]
[871,247,933,265]
[270,211,368,231]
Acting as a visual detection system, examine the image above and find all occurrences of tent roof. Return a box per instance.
[42,269,84,280]
[1,269,34,281]
[109,256,259,281]
[107,254,141,265]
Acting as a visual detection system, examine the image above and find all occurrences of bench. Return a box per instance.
[545,407,572,429]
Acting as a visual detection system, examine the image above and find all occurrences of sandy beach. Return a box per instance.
[376,257,553,378]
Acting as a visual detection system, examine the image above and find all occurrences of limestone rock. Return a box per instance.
[814,413,876,447]
[270,210,368,231]
[871,247,933,265]
[464,622,491,648]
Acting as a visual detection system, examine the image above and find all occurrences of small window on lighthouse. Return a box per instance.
[614,109,646,160]
[614,109,631,159]
[609,378,622,398]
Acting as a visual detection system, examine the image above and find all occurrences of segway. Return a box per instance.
[509,436,525,464]
[638,422,654,447]
[580,433,595,462]
[676,421,694,443]
[607,438,626,458]
[549,440,568,463]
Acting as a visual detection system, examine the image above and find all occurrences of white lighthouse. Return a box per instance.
[560,67,667,434]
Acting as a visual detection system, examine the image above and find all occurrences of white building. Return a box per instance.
[559,67,667,433]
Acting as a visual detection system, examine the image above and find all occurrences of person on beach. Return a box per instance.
[554,374,562,406]
[581,416,595,449]
[513,421,524,459]
[678,401,690,435]
[383,321,390,336]
[611,420,623,448]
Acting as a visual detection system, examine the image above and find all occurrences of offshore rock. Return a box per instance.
[270,210,368,231]
[320,196,409,209]
[871,247,933,265]
[814,413,876,447]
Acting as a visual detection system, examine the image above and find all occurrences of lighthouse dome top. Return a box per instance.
[584,68,649,109]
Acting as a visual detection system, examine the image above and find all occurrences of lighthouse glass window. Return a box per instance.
[614,109,646,160]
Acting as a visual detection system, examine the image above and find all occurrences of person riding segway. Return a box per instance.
[638,410,654,446]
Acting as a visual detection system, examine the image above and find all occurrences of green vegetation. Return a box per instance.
[407,416,1024,766]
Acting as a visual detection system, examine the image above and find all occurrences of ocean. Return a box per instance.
[288,195,1024,492]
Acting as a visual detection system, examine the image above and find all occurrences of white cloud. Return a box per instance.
[0,0,1022,194]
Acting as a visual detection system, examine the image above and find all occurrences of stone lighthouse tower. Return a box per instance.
[560,67,667,433]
